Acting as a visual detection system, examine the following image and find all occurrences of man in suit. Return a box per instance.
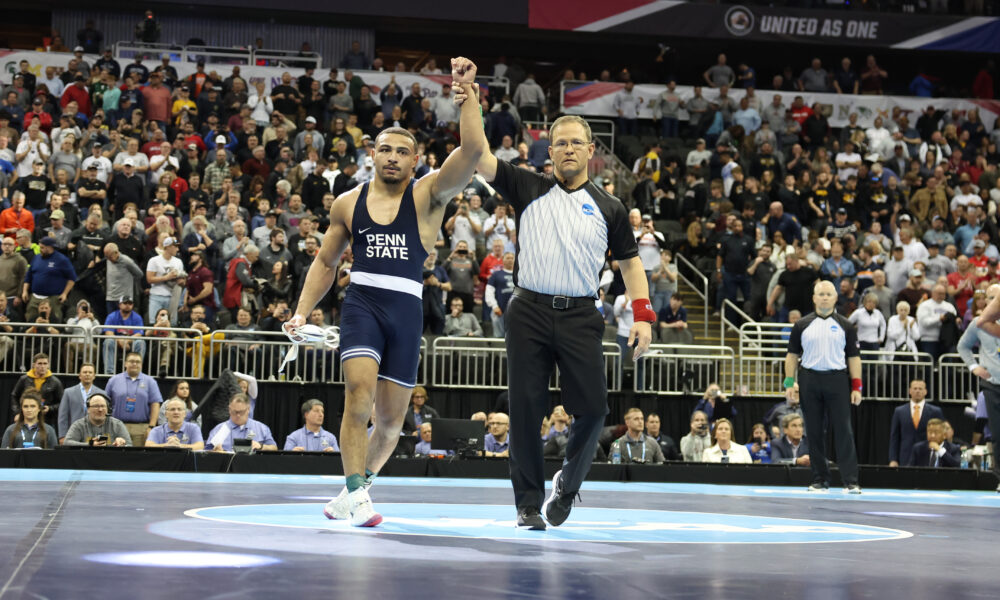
[909,418,961,468]
[402,386,440,435]
[57,363,104,443]
[770,413,811,466]
[889,378,943,467]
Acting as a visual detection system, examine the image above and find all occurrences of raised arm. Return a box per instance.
[425,57,488,202]
[451,83,498,182]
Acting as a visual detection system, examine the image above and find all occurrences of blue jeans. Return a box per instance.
[491,312,506,338]
[660,117,679,139]
[102,337,147,374]
[148,294,174,326]
[652,290,673,315]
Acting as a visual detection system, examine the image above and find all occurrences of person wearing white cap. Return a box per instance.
[112,138,149,173]
[356,155,376,184]
[146,236,186,325]
[294,116,325,156]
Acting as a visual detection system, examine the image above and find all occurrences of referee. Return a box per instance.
[784,280,863,493]
[455,87,653,529]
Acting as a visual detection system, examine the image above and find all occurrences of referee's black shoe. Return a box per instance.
[516,506,546,530]
[542,470,576,527]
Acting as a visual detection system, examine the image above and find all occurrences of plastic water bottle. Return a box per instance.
[611,442,621,465]
[960,452,969,469]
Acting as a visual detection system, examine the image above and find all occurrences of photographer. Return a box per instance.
[745,422,772,464]
[680,410,711,462]
[65,299,99,369]
[62,394,131,447]
[609,408,664,465]
[692,383,737,424]
[443,239,479,314]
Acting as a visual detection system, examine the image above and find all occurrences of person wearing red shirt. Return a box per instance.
[60,75,92,118]
[140,72,172,125]
[789,96,813,126]
[24,98,53,134]
[0,192,35,237]
[479,237,505,283]
[947,255,977,314]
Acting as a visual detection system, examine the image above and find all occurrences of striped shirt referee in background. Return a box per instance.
[454,84,654,530]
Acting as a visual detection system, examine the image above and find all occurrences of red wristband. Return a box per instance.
[851,378,863,393]
[631,298,656,323]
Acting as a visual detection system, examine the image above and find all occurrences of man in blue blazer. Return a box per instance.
[770,413,811,465]
[909,418,961,467]
[889,379,943,467]
[57,363,105,442]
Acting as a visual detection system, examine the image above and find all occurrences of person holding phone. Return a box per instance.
[680,410,712,462]
[62,394,130,447]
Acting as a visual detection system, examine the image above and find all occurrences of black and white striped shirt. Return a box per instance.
[491,160,637,297]
[787,312,860,371]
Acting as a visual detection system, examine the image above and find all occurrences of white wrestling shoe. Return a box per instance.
[324,479,374,520]
[323,486,351,520]
[348,487,383,527]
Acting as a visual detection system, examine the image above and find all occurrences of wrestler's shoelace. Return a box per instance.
[278,324,341,374]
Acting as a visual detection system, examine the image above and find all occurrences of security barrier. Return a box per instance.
[431,337,622,392]
[0,325,984,398]
[634,344,735,395]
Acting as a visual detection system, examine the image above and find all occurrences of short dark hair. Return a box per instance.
[375,127,417,151]
[301,398,324,417]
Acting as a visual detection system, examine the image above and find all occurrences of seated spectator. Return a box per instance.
[701,418,752,463]
[680,410,711,461]
[762,384,804,440]
[284,399,339,452]
[157,380,197,426]
[484,412,510,457]
[145,398,204,450]
[101,296,146,374]
[402,386,439,435]
[745,422,771,464]
[443,296,483,337]
[182,305,225,378]
[769,413,810,466]
[25,299,60,338]
[205,393,277,452]
[62,393,131,447]
[658,294,691,344]
[693,383,736,424]
[10,352,63,417]
[908,418,960,468]
[414,422,451,456]
[542,405,571,441]
[645,412,681,460]
[2,390,57,448]
[610,407,664,464]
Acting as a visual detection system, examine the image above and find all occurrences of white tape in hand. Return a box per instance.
[279,324,340,374]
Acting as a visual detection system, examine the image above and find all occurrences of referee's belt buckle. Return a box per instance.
[551,295,570,310]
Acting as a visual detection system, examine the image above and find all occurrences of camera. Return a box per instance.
[456,249,467,255]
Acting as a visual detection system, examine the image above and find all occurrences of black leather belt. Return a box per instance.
[512,287,595,310]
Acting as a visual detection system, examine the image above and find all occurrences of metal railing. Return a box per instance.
[113,41,322,69]
[720,299,753,348]
[674,253,709,338]
[636,344,734,395]
[430,337,622,392]
[0,324,984,398]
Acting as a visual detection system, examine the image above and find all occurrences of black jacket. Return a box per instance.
[403,405,439,435]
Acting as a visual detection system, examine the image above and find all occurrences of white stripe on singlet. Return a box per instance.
[350,271,423,298]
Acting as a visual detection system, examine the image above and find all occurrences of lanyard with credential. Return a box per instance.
[21,427,38,446]
[625,436,646,462]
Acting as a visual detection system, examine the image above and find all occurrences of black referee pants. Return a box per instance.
[505,295,609,510]
[798,368,859,486]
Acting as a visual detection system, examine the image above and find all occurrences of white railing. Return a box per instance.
[636,344,735,395]
[113,41,322,69]
[674,253,709,338]
[937,353,978,404]
[430,337,621,392]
